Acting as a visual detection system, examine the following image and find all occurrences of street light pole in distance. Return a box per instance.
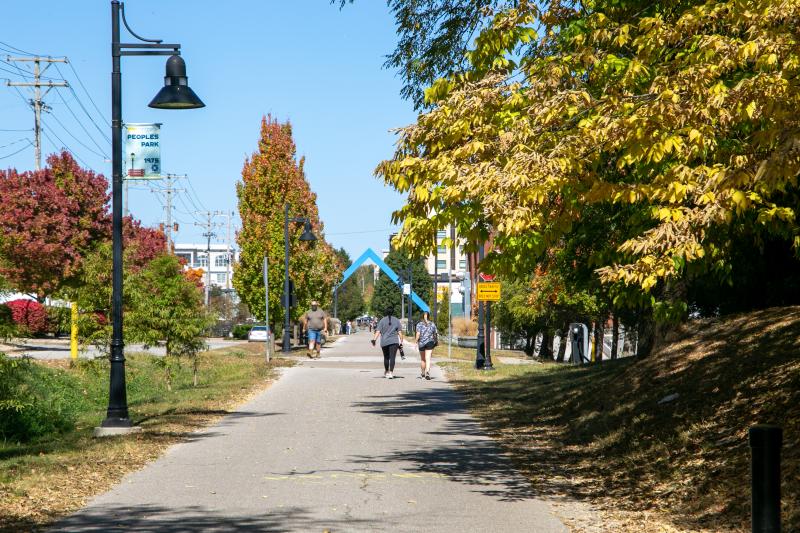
[96,0,204,437]
[282,203,317,353]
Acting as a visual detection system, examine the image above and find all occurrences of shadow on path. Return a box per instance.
[48,504,378,532]
[351,387,536,502]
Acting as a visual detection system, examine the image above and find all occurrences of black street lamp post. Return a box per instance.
[100,1,203,433]
[282,203,317,353]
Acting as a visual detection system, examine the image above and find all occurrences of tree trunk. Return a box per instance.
[593,317,604,363]
[193,356,198,387]
[611,315,619,360]
[539,330,553,360]
[165,339,173,391]
[524,335,534,357]
[556,323,569,362]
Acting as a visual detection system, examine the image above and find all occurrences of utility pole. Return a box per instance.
[194,211,223,306]
[5,56,68,170]
[153,173,185,252]
[213,210,234,290]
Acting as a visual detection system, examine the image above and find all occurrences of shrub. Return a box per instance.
[232,323,254,340]
[0,354,86,442]
[452,317,478,336]
[0,304,16,339]
[6,299,48,336]
[46,305,71,336]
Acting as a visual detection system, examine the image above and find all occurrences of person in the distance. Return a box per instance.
[303,300,327,359]
[415,311,438,380]
[371,306,403,379]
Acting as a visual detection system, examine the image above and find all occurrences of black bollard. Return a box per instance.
[749,425,782,533]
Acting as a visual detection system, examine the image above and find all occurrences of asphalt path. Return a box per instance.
[52,331,568,532]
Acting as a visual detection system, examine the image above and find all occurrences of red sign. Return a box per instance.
[128,169,145,177]
[479,273,496,282]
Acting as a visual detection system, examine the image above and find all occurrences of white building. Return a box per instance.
[173,243,238,290]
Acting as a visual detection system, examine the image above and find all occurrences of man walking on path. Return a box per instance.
[303,300,327,359]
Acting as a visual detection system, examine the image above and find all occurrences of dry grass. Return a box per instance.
[451,317,478,336]
[0,343,293,532]
[445,307,800,532]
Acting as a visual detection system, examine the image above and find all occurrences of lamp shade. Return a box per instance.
[299,221,317,242]
[149,55,205,109]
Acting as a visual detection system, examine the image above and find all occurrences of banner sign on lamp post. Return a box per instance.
[125,123,162,179]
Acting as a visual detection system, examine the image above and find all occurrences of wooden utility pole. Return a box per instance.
[5,56,68,170]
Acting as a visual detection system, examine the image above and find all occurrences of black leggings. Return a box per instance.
[381,344,398,372]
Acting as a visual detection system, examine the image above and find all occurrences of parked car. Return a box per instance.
[247,325,270,342]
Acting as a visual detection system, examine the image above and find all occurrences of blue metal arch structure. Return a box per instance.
[337,248,429,312]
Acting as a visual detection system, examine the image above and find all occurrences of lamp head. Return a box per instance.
[148,55,205,109]
[299,221,317,242]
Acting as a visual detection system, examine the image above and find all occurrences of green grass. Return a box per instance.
[445,307,800,532]
[0,343,292,532]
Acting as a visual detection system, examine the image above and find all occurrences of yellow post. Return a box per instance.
[70,302,78,360]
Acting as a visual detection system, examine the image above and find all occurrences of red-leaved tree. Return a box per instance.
[0,152,110,299]
[5,299,48,335]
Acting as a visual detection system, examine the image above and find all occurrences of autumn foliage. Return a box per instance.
[234,116,341,327]
[4,299,48,335]
[0,152,109,298]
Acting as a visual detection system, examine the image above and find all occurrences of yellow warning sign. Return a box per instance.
[476,282,501,301]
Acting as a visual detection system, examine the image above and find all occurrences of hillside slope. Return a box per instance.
[448,306,800,531]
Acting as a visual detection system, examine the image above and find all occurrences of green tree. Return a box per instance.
[333,248,366,321]
[371,248,432,319]
[435,287,451,335]
[127,255,213,389]
[234,116,341,333]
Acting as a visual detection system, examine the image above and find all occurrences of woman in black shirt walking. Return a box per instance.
[371,307,404,379]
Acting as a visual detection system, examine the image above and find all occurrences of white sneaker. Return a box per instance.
[387,372,394,379]
[384,371,390,378]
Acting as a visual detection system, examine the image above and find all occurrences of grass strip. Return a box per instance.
[0,342,292,532]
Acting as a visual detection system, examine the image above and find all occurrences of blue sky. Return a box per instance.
[0,1,415,259]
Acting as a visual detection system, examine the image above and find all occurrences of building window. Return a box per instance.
[196,254,208,268]
[437,245,446,255]
[216,273,227,284]
[436,230,446,239]
[459,259,467,270]
[214,254,230,267]
[175,253,191,265]
[436,259,447,270]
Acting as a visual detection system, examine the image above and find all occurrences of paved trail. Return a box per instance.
[53,331,568,532]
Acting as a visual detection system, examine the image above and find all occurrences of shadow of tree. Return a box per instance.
[447,306,800,531]
[37,503,378,532]
[350,386,539,501]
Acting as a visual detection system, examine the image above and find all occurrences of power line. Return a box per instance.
[52,85,110,157]
[64,60,110,126]
[0,139,32,160]
[0,128,33,132]
[0,40,38,56]
[0,137,31,150]
[47,109,109,159]
[5,56,68,169]
[41,128,92,170]
[55,63,111,140]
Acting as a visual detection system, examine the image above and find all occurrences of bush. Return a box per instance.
[452,317,478,336]
[232,323,254,340]
[6,299,48,336]
[0,354,87,442]
[46,305,71,336]
[0,304,17,339]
